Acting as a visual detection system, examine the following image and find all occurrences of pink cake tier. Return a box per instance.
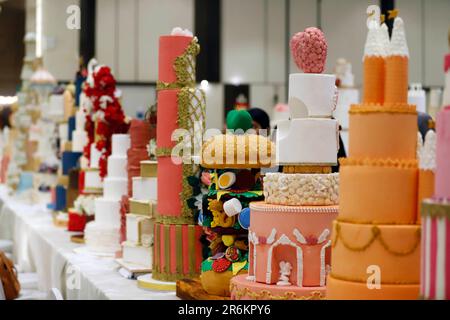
[435,107,450,200]
[156,34,205,225]
[158,35,198,85]
[231,274,325,300]
[153,222,203,281]
[127,120,151,196]
[243,202,338,291]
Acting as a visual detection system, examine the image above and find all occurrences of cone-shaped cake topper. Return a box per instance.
[290,27,328,73]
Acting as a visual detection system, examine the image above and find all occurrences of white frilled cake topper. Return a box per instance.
[363,5,409,59]
[171,27,193,37]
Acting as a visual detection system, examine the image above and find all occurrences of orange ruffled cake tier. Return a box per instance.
[348,104,418,160]
[339,158,418,224]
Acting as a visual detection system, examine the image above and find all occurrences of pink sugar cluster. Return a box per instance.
[290,27,328,73]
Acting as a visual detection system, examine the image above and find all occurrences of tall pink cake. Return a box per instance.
[421,106,450,300]
[152,28,206,282]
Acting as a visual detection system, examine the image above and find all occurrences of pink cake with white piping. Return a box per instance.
[230,27,339,300]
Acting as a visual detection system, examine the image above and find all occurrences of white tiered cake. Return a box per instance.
[72,108,88,153]
[84,134,130,254]
[121,161,158,269]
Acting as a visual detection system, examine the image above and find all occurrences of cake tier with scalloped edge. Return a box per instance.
[349,104,418,159]
[247,202,338,288]
[339,158,418,224]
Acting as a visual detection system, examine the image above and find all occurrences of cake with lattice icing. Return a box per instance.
[149,28,205,285]
[230,27,338,300]
[326,6,421,300]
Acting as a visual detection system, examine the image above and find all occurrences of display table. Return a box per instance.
[0,185,177,300]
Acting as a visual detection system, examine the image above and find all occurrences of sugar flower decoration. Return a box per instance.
[290,27,328,73]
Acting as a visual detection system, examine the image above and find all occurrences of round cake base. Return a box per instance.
[137,274,176,292]
[326,275,420,300]
[230,275,325,300]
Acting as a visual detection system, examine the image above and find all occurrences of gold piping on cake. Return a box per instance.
[229,283,325,300]
[339,157,418,169]
[156,37,200,90]
[349,104,417,114]
[283,166,332,174]
[421,201,450,219]
[332,222,421,256]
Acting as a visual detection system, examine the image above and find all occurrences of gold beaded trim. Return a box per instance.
[155,213,197,225]
[155,147,173,158]
[283,166,332,174]
[156,37,200,90]
[339,157,418,169]
[229,283,325,300]
[422,201,450,219]
[332,222,421,256]
[152,269,200,282]
[349,104,417,114]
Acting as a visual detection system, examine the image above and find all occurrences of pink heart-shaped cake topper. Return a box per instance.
[290,27,328,73]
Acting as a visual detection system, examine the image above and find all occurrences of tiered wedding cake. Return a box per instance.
[121,160,157,268]
[140,28,206,290]
[230,27,338,300]
[327,7,421,299]
[85,134,130,254]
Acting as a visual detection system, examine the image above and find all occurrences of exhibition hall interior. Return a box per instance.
[0,0,449,301]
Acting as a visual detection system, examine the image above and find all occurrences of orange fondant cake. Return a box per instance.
[327,9,421,300]
[348,106,417,159]
[331,221,421,284]
[338,159,418,224]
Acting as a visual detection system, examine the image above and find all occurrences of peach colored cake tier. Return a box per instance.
[230,275,325,300]
[248,202,338,287]
[338,158,418,224]
[348,104,418,159]
[330,221,421,284]
[326,276,420,300]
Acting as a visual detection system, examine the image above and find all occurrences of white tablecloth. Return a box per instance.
[0,185,177,300]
